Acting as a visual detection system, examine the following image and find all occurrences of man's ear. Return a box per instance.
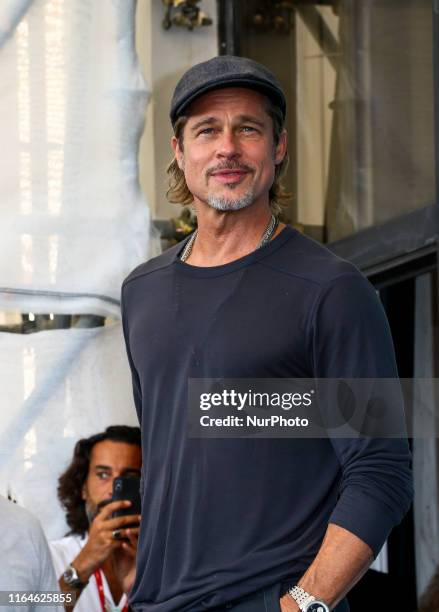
[171,136,184,170]
[274,129,287,165]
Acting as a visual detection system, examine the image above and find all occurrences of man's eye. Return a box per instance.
[96,472,111,480]
[198,128,215,136]
[241,126,257,133]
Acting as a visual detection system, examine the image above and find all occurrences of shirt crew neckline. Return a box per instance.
[173,225,296,278]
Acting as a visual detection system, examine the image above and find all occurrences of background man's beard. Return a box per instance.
[85,498,112,525]
[207,188,255,211]
[85,501,98,525]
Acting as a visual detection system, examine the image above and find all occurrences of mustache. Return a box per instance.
[206,161,254,177]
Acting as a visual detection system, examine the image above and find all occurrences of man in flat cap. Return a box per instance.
[121,56,413,611]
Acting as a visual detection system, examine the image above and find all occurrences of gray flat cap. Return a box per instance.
[170,55,286,125]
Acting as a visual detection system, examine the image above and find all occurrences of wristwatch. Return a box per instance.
[306,603,330,612]
[62,564,89,589]
[288,586,330,612]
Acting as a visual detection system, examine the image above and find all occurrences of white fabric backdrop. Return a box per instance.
[0,0,157,312]
[0,0,156,538]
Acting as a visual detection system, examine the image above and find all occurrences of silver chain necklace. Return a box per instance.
[180,214,279,263]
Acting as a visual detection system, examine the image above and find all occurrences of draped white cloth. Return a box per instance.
[0,0,156,312]
[0,0,155,538]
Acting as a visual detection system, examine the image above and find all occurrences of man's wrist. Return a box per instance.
[62,563,89,590]
[70,554,95,584]
[285,593,301,611]
[288,586,330,612]
[288,585,314,610]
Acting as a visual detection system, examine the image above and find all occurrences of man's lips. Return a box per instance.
[210,169,249,184]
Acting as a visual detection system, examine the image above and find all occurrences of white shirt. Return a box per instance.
[0,495,62,612]
[50,534,128,612]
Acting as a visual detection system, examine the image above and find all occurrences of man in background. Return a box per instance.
[50,425,141,611]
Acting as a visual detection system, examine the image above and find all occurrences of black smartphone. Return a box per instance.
[112,476,141,521]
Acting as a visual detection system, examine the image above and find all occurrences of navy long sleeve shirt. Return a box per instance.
[121,225,413,612]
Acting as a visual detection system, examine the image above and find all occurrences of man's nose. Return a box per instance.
[216,130,241,158]
[105,478,115,498]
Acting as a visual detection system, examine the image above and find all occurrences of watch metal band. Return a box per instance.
[288,586,315,611]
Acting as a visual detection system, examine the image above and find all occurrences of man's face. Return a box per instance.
[172,87,287,212]
[81,439,141,524]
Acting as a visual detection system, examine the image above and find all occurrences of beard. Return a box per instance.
[201,159,257,212]
[206,187,255,212]
[85,501,98,525]
[85,498,112,525]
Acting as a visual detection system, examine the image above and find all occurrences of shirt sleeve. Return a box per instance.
[310,272,414,557]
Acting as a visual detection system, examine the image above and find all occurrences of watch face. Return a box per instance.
[63,566,80,585]
[307,602,330,612]
[63,568,75,583]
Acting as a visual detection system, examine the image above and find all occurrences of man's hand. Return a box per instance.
[72,500,141,583]
[278,524,373,612]
[279,593,300,612]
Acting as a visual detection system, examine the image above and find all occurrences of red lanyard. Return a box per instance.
[94,569,129,612]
